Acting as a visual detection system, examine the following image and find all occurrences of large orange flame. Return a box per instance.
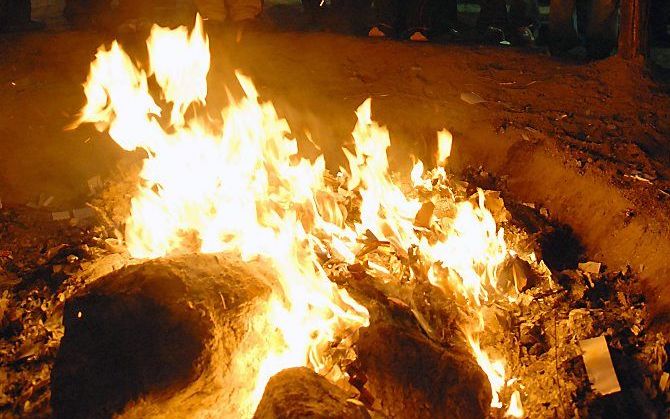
[74,16,522,417]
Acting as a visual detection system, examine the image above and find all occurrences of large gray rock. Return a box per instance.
[51,252,282,419]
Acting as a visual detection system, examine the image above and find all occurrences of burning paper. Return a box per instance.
[578,261,602,275]
[579,335,621,395]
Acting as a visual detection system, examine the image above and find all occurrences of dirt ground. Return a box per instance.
[1,6,669,207]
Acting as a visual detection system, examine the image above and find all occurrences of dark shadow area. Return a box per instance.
[51,293,207,419]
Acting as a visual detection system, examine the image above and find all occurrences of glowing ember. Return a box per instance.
[73,15,524,416]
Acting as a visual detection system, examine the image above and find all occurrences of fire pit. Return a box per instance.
[1,16,668,419]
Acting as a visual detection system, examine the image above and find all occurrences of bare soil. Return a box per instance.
[0,11,668,205]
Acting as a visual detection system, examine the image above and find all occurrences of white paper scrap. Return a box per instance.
[42,196,54,207]
[52,211,71,221]
[579,335,621,395]
[87,175,103,194]
[72,207,95,220]
[460,92,487,105]
[578,261,602,275]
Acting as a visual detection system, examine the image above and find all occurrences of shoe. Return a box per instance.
[443,26,460,40]
[511,25,536,47]
[368,26,386,38]
[409,31,428,42]
[481,26,509,46]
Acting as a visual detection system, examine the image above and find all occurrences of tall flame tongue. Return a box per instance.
[75,16,368,416]
[344,102,507,306]
[343,101,512,408]
[75,16,520,417]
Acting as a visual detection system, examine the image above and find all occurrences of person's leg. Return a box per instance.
[432,0,458,36]
[575,0,588,35]
[509,0,540,45]
[227,0,262,22]
[478,0,511,43]
[478,0,508,30]
[371,0,399,36]
[405,0,436,39]
[338,0,372,34]
[584,0,619,59]
[444,0,457,24]
[548,0,579,53]
[509,0,540,28]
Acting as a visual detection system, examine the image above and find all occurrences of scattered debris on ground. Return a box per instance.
[1,165,669,418]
